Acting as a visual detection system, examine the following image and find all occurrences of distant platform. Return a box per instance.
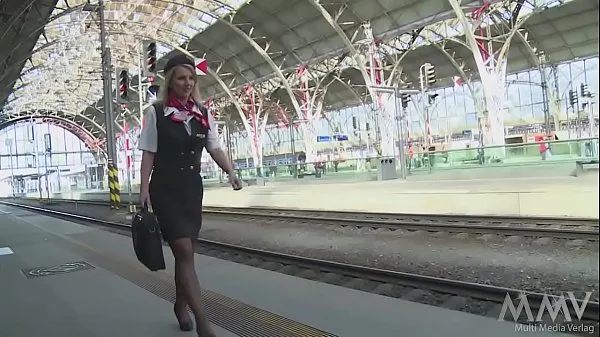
[202,175,599,219]
[34,173,599,219]
[0,206,237,337]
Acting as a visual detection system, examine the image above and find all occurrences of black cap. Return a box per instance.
[164,54,194,74]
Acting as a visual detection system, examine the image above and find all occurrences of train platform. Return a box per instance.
[0,206,237,337]
[45,174,598,219]
[0,203,578,337]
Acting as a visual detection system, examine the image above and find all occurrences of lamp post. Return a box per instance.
[5,138,15,197]
[43,133,51,200]
[419,63,436,147]
[123,120,135,213]
[215,120,233,183]
[137,41,146,124]
[289,118,308,178]
[30,121,43,200]
[538,53,552,134]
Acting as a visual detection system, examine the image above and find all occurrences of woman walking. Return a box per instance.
[138,53,242,336]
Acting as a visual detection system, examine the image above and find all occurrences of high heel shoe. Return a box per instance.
[173,304,193,331]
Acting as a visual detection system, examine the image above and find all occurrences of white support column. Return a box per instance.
[296,65,319,163]
[363,22,396,157]
[237,85,269,176]
[294,64,348,164]
[448,0,508,158]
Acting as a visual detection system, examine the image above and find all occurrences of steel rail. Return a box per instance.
[7,198,599,241]
[1,200,598,323]
[201,207,599,240]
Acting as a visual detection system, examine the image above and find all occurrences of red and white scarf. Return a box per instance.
[165,95,210,129]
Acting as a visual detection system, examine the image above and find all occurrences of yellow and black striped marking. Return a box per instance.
[108,164,121,210]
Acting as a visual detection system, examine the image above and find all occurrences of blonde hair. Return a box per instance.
[158,64,203,105]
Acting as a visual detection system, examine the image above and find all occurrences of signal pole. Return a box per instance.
[569,89,580,138]
[419,63,435,148]
[369,85,420,181]
[137,42,145,123]
[83,0,120,207]
[580,83,596,140]
[97,0,117,166]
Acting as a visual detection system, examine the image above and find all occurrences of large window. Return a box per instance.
[0,122,97,172]
[229,56,600,155]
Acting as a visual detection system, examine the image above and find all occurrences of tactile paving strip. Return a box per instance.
[57,233,337,337]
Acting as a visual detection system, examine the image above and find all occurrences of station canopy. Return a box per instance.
[2,0,597,127]
[5,0,477,120]
[6,0,251,115]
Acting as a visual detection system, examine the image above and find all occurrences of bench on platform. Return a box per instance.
[574,159,599,177]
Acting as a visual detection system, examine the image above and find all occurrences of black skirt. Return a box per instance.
[149,174,204,242]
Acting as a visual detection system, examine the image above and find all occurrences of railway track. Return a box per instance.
[8,197,600,241]
[1,200,599,330]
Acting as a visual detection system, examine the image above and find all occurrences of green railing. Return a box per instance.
[15,137,596,195]
[406,137,599,173]
[232,137,599,181]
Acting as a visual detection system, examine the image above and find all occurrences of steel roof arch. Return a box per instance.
[0,114,106,158]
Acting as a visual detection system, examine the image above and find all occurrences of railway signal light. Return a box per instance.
[401,94,410,108]
[117,68,129,103]
[568,89,578,107]
[352,116,357,130]
[580,83,592,98]
[419,63,436,91]
[425,63,436,85]
[146,41,157,81]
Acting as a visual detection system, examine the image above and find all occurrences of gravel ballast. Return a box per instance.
[200,215,599,299]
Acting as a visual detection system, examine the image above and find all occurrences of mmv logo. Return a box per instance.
[498,291,592,323]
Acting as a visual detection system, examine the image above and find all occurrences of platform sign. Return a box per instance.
[317,135,332,142]
[146,84,159,103]
[195,58,208,76]
[333,134,348,141]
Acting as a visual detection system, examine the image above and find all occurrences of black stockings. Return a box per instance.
[169,238,215,337]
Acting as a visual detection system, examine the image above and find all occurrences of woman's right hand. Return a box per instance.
[139,189,151,209]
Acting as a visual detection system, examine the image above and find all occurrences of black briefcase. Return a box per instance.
[131,203,166,271]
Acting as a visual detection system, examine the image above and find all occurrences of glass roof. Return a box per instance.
[7,0,250,114]
[4,0,570,117]
[381,0,568,56]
